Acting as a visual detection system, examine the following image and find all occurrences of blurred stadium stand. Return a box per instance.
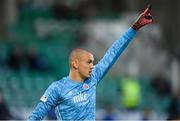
[0,0,179,120]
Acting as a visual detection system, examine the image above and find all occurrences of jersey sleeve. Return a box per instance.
[91,28,136,85]
[28,82,60,120]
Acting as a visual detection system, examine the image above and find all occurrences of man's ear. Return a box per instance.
[72,59,79,70]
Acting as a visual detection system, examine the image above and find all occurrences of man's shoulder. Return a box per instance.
[46,77,67,93]
[51,77,67,87]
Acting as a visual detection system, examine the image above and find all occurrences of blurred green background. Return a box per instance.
[0,0,179,120]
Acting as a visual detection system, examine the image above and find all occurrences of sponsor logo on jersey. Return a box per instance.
[40,95,48,102]
[73,93,87,103]
[83,83,89,90]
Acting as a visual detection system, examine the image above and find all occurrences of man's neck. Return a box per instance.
[69,70,84,83]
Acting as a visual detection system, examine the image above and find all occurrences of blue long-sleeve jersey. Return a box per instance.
[28,28,136,120]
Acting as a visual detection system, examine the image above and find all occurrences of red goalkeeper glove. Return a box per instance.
[132,5,153,30]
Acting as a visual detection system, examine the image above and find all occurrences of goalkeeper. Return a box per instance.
[28,6,153,120]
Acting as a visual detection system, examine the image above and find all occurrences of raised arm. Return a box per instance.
[91,5,153,85]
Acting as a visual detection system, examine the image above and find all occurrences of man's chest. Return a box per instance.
[59,82,96,107]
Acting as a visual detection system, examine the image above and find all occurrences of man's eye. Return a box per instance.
[88,61,92,64]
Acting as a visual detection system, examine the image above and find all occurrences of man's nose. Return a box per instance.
[90,64,94,69]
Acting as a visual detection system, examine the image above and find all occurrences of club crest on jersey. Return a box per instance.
[83,83,89,90]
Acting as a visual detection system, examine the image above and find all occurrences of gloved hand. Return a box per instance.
[132,5,153,30]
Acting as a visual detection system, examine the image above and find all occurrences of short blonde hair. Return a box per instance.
[69,48,91,68]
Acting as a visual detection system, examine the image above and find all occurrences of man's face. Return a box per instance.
[77,52,94,79]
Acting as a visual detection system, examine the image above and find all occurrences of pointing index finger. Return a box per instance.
[147,4,151,10]
[143,4,151,14]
